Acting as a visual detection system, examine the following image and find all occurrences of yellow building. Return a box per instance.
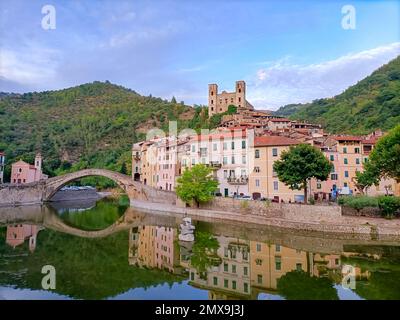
[250,242,308,292]
[249,135,303,202]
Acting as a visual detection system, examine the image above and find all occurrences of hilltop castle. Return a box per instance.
[208,80,254,117]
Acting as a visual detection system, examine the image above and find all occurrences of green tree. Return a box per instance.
[365,124,400,182]
[176,164,218,207]
[273,144,333,203]
[171,96,177,104]
[353,170,379,195]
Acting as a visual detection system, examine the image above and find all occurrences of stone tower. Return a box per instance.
[208,84,218,116]
[34,153,42,172]
[235,81,246,110]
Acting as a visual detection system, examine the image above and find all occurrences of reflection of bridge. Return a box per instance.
[0,169,176,207]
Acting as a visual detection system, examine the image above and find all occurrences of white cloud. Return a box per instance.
[0,45,60,88]
[248,42,400,110]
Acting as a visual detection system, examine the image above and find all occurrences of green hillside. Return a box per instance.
[0,81,211,182]
[274,56,400,134]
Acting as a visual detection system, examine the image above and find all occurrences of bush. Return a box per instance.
[338,195,379,211]
[378,196,400,218]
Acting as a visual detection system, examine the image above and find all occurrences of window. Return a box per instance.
[275,256,282,270]
[255,149,260,158]
[224,247,229,257]
[343,147,347,154]
[213,143,217,151]
[317,183,322,189]
[355,147,360,153]
[243,266,248,276]
[232,265,236,274]
[224,263,228,272]
[296,263,302,271]
[344,182,348,187]
[242,155,246,164]
[345,171,349,178]
[191,272,195,281]
[272,148,278,157]
[254,166,260,173]
[223,157,228,165]
[231,250,237,259]
[18,168,22,173]
[242,140,246,149]
[232,280,237,290]
[244,283,249,293]
[257,274,263,284]
[213,277,218,286]
[192,158,196,165]
[273,181,279,190]
[344,158,348,165]
[331,174,338,180]
[275,244,281,252]
[256,243,261,252]
[231,141,235,150]
[231,156,235,164]
[224,279,229,288]
[330,155,334,161]
[223,170,228,178]
[191,145,196,152]
[356,158,360,164]
[255,179,260,187]
[223,142,227,150]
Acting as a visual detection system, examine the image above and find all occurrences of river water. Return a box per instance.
[0,196,399,300]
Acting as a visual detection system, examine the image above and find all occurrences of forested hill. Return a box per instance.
[0,81,211,180]
[274,56,400,134]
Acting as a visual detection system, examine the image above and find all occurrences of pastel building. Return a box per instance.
[6,224,42,252]
[11,153,48,184]
[189,128,254,197]
[249,136,303,202]
[0,151,5,184]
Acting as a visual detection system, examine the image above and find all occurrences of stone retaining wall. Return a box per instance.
[199,197,342,222]
[342,206,383,218]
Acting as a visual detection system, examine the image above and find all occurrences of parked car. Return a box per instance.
[239,195,252,201]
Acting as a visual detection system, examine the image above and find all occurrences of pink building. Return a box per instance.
[11,153,48,184]
[157,137,179,191]
[6,224,41,252]
[154,226,179,273]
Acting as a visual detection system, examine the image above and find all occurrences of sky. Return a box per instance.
[0,0,399,110]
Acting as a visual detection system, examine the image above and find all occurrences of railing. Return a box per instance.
[227,175,248,185]
[207,161,222,169]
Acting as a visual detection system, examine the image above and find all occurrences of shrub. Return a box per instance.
[377,196,400,218]
[338,195,379,212]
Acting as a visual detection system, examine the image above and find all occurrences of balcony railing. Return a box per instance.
[227,175,248,185]
[207,161,222,169]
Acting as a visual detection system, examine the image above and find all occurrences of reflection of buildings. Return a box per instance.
[250,242,308,292]
[128,225,184,274]
[184,234,375,300]
[189,236,252,299]
[6,224,42,252]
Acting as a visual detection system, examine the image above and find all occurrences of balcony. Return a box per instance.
[227,175,248,185]
[207,161,222,170]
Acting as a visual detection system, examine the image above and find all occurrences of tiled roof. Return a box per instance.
[332,135,363,142]
[254,135,300,147]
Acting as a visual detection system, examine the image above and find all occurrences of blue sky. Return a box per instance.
[0,0,399,109]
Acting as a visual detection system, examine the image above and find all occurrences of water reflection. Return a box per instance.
[0,196,399,300]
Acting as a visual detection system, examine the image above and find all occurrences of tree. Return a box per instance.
[176,164,218,207]
[365,124,400,182]
[277,270,338,300]
[273,144,333,203]
[353,170,379,195]
[171,96,177,104]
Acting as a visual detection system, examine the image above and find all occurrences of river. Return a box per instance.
[0,196,399,300]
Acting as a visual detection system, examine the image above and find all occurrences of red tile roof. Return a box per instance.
[255,136,300,147]
[269,118,291,122]
[332,135,363,142]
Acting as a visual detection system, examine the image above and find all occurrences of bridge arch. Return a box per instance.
[43,169,147,202]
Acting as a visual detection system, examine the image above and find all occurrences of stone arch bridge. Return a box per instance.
[0,169,176,207]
